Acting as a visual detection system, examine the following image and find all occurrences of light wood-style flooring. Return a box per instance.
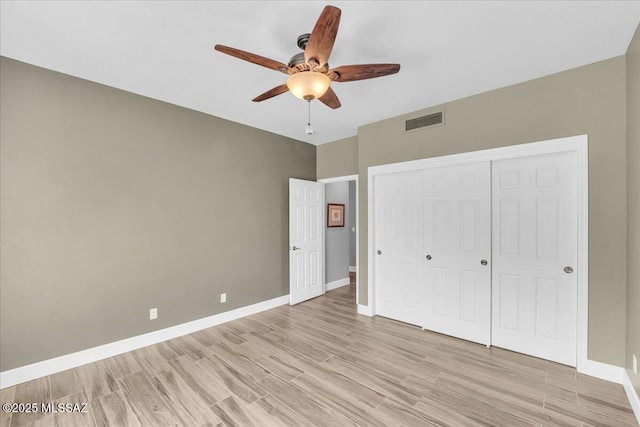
[2,274,637,426]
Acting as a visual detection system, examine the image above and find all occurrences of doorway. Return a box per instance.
[319,175,359,305]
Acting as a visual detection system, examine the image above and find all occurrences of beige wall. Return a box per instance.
[318,57,628,366]
[0,57,316,371]
[626,24,640,394]
[316,136,358,179]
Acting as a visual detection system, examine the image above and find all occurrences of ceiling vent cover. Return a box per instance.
[405,111,443,131]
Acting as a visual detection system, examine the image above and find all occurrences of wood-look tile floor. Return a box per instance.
[2,274,637,426]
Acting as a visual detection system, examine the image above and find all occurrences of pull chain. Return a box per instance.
[305,99,314,135]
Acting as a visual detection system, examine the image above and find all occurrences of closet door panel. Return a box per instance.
[491,151,578,366]
[374,171,424,326]
[423,162,492,345]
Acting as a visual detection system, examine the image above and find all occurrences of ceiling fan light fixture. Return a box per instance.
[286,71,330,101]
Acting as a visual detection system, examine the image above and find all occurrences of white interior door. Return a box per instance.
[491,151,578,366]
[289,178,324,305]
[374,171,423,326]
[423,162,492,345]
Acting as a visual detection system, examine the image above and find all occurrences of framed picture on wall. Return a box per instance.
[327,203,345,227]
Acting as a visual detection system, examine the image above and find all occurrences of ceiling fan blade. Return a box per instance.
[329,64,401,82]
[215,45,290,73]
[252,84,290,102]
[318,87,341,109]
[304,6,341,69]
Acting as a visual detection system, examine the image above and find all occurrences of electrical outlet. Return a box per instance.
[634,354,637,375]
[149,308,157,320]
[220,293,227,303]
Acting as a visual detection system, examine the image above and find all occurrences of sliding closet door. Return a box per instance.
[491,151,578,366]
[423,162,492,345]
[374,170,423,326]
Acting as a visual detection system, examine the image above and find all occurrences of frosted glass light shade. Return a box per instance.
[286,72,330,100]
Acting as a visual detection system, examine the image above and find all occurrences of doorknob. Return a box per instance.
[564,266,573,274]
[377,250,382,255]
[426,255,432,260]
[291,246,301,251]
[481,259,488,266]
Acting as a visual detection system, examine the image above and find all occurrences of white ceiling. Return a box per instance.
[1,1,639,145]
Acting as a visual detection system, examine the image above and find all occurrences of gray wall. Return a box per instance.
[626,23,640,395]
[349,181,356,268]
[0,57,316,371]
[318,56,627,367]
[325,182,350,284]
[317,136,358,179]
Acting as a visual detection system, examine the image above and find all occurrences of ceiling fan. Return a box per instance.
[214,5,400,109]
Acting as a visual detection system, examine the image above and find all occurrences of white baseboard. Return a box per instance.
[326,277,350,291]
[349,266,357,273]
[623,369,640,425]
[0,294,289,389]
[357,304,374,316]
[578,359,625,384]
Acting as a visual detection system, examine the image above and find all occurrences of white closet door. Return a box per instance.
[492,151,578,366]
[423,162,492,345]
[374,170,423,326]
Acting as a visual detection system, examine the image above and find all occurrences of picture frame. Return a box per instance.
[327,203,345,227]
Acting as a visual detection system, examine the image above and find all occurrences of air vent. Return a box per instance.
[405,111,443,131]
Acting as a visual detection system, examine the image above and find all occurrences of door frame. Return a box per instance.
[367,135,588,370]
[318,174,359,305]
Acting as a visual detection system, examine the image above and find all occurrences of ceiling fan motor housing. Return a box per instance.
[297,33,311,50]
[288,52,306,68]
